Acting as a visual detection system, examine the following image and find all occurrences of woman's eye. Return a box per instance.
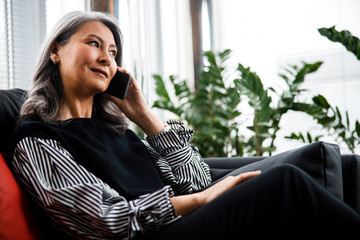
[89,41,99,48]
[110,50,117,57]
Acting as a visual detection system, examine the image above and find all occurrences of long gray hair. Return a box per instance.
[19,11,128,134]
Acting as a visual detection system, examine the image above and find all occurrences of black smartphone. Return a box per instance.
[105,71,131,99]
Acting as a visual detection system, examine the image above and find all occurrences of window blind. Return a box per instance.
[11,0,46,89]
[0,0,87,90]
[0,0,9,89]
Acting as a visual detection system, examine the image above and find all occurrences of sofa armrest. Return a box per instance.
[0,89,27,153]
[341,154,360,213]
[204,157,265,181]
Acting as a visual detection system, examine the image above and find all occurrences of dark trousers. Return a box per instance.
[141,164,360,239]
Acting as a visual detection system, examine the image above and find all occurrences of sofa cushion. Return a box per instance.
[215,142,343,200]
[0,153,40,240]
[341,154,360,213]
[205,157,265,181]
[0,89,26,153]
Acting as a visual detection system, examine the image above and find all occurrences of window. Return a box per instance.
[45,0,88,34]
[0,0,87,90]
[11,0,46,89]
[118,0,194,107]
[1,0,193,110]
[0,0,46,89]
[211,0,360,153]
[2,0,357,153]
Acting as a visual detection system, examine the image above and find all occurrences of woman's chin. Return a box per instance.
[92,82,110,95]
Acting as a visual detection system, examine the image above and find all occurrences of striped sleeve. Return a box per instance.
[144,121,212,194]
[12,137,179,240]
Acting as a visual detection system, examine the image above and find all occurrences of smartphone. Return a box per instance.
[105,71,131,99]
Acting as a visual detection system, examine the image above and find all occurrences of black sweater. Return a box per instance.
[12,118,164,200]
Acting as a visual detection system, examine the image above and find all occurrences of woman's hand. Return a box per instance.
[104,68,165,136]
[199,171,261,204]
[171,170,261,216]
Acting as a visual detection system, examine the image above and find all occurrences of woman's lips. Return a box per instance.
[90,68,108,78]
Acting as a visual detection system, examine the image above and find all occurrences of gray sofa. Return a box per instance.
[1,88,360,216]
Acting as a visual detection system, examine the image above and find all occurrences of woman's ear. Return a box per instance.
[50,42,60,64]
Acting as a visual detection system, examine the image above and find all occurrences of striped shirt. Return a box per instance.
[12,120,212,239]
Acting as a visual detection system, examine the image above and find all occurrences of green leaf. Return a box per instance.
[169,75,192,102]
[356,120,360,138]
[286,132,306,143]
[319,26,360,60]
[153,74,171,102]
[335,107,342,122]
[293,62,323,85]
[345,111,350,130]
[312,95,331,109]
[204,50,217,66]
[307,132,313,143]
[219,49,232,64]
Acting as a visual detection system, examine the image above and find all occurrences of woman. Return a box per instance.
[11,11,360,240]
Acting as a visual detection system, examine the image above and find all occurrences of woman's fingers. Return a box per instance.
[118,67,137,88]
[235,170,261,184]
[201,170,261,205]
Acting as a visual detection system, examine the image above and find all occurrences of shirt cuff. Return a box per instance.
[146,121,194,156]
[128,186,179,237]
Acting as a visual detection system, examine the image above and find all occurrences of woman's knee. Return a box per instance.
[266,163,307,177]
[263,163,314,190]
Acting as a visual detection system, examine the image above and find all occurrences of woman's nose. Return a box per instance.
[98,51,111,66]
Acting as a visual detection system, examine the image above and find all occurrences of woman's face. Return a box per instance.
[53,21,118,98]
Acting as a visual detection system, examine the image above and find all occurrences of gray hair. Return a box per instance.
[19,11,128,134]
